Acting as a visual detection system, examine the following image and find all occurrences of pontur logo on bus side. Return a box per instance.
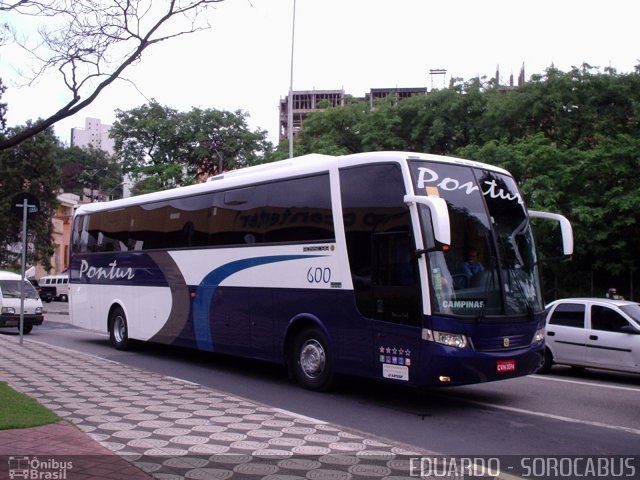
[79,259,135,280]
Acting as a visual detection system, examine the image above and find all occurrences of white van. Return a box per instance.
[39,273,70,302]
[0,271,44,334]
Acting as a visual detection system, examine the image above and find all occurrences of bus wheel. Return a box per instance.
[292,327,335,391]
[109,307,130,350]
[537,347,553,374]
[21,325,33,334]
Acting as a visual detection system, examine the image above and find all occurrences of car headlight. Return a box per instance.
[35,307,43,314]
[423,328,469,349]
[1,307,15,314]
[532,327,545,344]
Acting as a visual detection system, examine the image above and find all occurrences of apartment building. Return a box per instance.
[70,117,115,154]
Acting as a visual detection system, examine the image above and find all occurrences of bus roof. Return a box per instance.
[75,151,510,215]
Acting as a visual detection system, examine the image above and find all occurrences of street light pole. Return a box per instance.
[83,168,106,202]
[288,0,297,159]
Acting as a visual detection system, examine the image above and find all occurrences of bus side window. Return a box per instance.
[374,229,416,287]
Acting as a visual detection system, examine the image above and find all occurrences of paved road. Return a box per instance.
[1,332,435,479]
[11,302,640,462]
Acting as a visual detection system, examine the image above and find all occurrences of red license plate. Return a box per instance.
[496,359,516,373]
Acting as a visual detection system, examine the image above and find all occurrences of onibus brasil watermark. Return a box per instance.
[7,456,72,480]
[409,456,637,478]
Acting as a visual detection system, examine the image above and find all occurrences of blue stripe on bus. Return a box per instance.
[192,255,317,351]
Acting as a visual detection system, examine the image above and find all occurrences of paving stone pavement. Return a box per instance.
[0,334,433,479]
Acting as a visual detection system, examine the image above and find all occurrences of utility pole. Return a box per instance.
[288,0,297,159]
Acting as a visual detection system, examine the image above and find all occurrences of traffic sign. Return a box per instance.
[11,192,40,218]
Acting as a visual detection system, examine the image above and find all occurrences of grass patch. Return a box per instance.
[0,381,59,429]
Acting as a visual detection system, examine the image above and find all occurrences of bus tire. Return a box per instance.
[537,347,553,374]
[21,325,33,334]
[109,307,130,351]
[291,327,335,391]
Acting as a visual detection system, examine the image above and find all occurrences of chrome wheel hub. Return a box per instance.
[299,339,325,378]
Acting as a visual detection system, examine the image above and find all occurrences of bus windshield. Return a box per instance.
[409,160,543,319]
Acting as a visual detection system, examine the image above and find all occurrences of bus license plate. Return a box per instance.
[496,359,516,373]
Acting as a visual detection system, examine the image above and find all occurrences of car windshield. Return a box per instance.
[0,279,40,300]
[410,160,543,320]
[619,304,640,324]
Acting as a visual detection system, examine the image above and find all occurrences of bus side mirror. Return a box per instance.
[528,210,574,257]
[404,195,451,246]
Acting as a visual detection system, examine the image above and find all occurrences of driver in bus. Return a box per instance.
[462,247,484,282]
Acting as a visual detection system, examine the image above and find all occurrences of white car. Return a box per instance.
[539,298,640,374]
[0,271,44,334]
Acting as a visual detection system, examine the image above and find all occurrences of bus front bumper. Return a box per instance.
[421,344,544,386]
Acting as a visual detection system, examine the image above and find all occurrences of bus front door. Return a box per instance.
[370,230,423,384]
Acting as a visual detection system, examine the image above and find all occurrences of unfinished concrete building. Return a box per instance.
[279,87,427,142]
[279,90,345,141]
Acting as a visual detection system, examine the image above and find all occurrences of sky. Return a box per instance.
[1,0,639,147]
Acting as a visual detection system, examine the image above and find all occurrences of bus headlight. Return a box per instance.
[532,327,545,344]
[35,307,43,315]
[423,328,469,349]
[1,307,15,314]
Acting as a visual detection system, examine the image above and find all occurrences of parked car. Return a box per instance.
[28,277,54,303]
[539,298,640,374]
[38,273,69,302]
[0,271,44,334]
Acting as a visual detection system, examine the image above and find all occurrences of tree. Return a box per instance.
[286,66,640,298]
[294,100,370,156]
[55,145,122,199]
[110,101,271,194]
[0,0,224,151]
[110,101,186,193]
[0,123,59,269]
[180,107,272,177]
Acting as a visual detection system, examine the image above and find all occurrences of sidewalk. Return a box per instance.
[0,421,154,479]
[0,334,429,479]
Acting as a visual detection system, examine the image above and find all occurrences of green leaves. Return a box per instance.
[111,101,271,194]
[281,67,640,297]
[0,124,59,269]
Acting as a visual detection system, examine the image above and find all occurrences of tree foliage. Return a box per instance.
[0,0,225,151]
[0,123,59,269]
[285,65,640,298]
[110,100,271,194]
[55,146,122,200]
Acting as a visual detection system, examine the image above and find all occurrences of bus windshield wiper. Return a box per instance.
[495,233,535,320]
[475,255,498,324]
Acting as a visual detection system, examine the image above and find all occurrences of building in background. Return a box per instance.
[278,87,427,142]
[71,117,133,198]
[364,87,427,108]
[278,66,526,143]
[70,117,115,154]
[36,192,79,278]
[279,89,345,141]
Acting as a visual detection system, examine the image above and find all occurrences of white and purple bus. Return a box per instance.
[69,151,572,390]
